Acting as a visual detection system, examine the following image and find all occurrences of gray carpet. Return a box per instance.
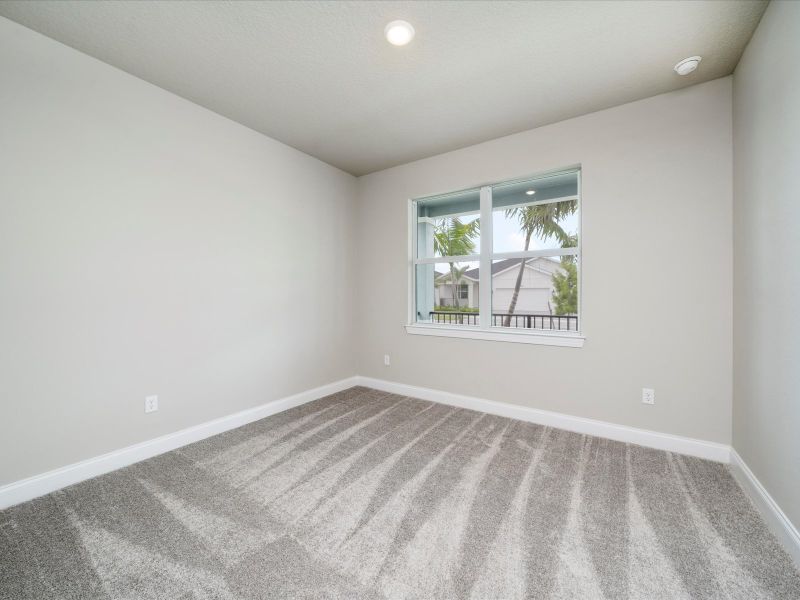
[2,386,799,599]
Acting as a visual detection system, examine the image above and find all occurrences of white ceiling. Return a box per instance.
[0,1,766,176]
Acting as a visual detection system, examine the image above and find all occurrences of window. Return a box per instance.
[409,169,582,347]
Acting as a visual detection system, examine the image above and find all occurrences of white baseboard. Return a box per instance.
[730,449,800,567]
[0,376,358,510]
[356,376,732,463]
[0,374,737,511]
[5,373,798,569]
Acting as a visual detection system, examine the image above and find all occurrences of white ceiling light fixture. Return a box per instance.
[674,56,702,76]
[525,190,536,196]
[384,20,415,46]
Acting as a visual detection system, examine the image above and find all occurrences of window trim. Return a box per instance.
[407,168,583,347]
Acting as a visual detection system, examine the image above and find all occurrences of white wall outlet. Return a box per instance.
[384,354,391,366]
[642,388,655,405]
[145,395,159,413]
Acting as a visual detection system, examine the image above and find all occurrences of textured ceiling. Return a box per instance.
[0,1,766,175]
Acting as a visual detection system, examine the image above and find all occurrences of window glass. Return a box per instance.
[490,257,578,331]
[412,169,580,337]
[492,171,578,253]
[416,189,480,259]
[414,261,479,326]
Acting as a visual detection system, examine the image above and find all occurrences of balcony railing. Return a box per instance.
[428,311,578,331]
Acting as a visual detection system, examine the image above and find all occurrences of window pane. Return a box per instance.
[490,257,579,331]
[416,189,480,259]
[415,261,479,326]
[492,172,578,253]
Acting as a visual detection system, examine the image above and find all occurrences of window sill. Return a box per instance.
[404,324,585,347]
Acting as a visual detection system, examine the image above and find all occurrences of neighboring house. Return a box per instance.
[435,257,565,314]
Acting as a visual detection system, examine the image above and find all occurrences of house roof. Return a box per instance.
[464,258,521,280]
[435,257,559,282]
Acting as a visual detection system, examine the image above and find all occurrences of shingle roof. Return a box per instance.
[435,258,529,281]
[435,257,559,281]
[464,258,525,279]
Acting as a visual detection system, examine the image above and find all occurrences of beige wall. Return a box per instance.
[732,1,800,528]
[0,18,357,486]
[356,78,733,443]
[0,12,745,490]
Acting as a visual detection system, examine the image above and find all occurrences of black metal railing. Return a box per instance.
[491,313,578,331]
[428,311,480,325]
[428,311,578,331]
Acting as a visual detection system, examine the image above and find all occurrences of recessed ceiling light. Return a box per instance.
[525,190,536,196]
[674,56,702,76]
[385,20,415,46]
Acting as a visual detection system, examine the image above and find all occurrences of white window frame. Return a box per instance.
[406,168,584,348]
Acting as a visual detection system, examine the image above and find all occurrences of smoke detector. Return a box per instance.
[674,56,702,76]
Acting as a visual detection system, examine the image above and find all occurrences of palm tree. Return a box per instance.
[432,217,479,311]
[503,201,577,326]
[448,264,469,310]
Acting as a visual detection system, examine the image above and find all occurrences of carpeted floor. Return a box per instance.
[2,386,799,599]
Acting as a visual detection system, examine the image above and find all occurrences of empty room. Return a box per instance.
[1,1,799,598]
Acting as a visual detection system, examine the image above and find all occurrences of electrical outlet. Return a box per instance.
[642,388,655,405]
[384,354,391,366]
[145,395,159,413]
